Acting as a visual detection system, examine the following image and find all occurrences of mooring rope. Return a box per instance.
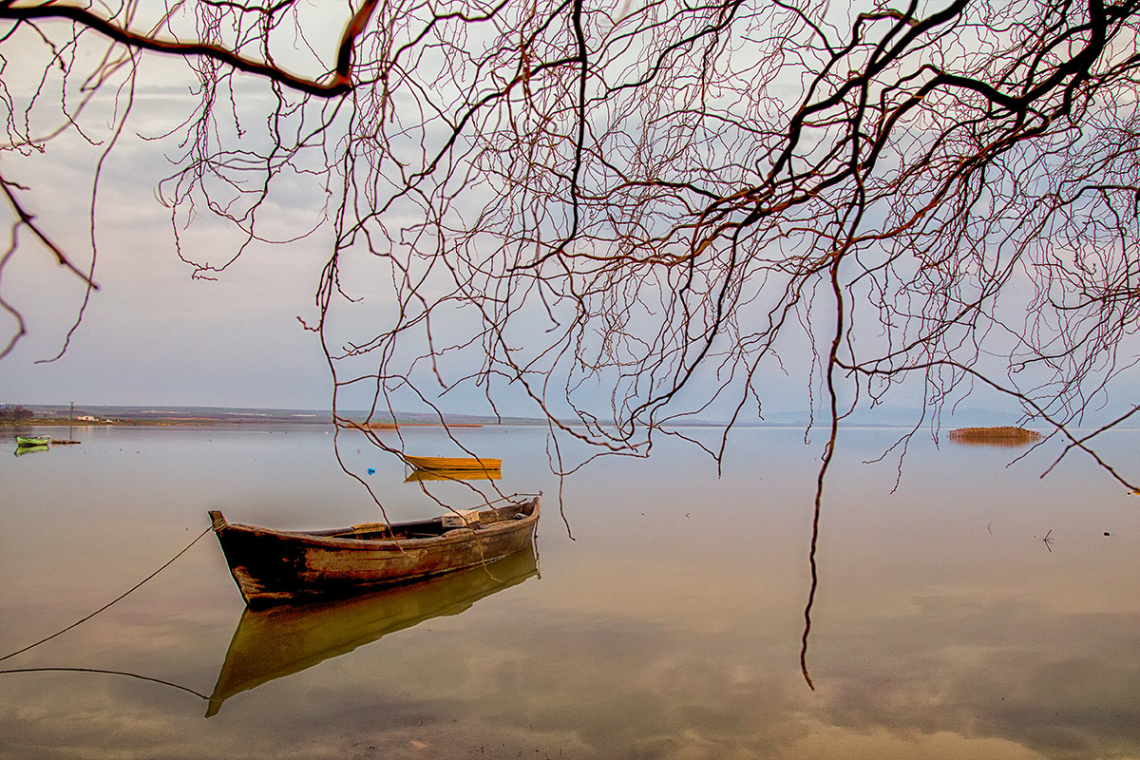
[0,526,212,664]
[0,667,209,700]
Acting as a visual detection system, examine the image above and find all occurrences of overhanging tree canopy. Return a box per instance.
[4,0,1139,689]
[2,0,1138,471]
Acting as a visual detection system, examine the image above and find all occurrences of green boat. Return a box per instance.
[15,435,51,447]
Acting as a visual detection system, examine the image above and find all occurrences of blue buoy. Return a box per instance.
[367,467,375,475]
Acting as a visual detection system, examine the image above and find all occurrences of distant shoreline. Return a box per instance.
[1,416,488,428]
[3,417,330,427]
[0,404,553,428]
[6,404,1139,431]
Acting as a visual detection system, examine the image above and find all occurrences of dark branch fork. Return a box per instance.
[0,0,379,96]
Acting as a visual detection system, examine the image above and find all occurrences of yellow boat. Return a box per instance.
[405,455,502,472]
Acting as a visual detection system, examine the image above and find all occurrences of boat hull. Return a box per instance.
[15,435,51,446]
[405,455,502,472]
[209,495,539,606]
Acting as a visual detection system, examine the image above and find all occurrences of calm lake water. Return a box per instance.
[1,423,1138,759]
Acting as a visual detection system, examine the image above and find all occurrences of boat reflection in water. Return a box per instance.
[404,467,501,482]
[206,543,539,716]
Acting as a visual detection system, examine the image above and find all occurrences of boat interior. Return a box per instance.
[316,498,537,541]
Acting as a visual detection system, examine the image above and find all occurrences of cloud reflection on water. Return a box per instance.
[0,425,1137,759]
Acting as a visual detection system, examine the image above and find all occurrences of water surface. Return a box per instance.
[1,424,1137,759]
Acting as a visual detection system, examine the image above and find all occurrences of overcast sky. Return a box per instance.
[0,40,806,417]
[3,16,1137,429]
[1,72,334,409]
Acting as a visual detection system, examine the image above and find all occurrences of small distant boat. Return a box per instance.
[405,455,503,473]
[15,435,51,447]
[209,494,540,606]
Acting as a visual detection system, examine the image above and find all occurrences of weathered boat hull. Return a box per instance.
[405,455,503,472]
[209,495,539,606]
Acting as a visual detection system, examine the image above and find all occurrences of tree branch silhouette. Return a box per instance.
[3,0,1139,687]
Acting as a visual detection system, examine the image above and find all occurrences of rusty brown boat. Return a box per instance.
[209,494,540,606]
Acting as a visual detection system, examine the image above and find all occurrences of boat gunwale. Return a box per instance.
[404,455,503,471]
[211,496,539,552]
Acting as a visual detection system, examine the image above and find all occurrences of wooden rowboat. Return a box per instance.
[15,435,51,446]
[209,494,540,607]
[405,455,502,472]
